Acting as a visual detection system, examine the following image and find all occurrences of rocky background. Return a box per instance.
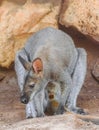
[0,0,99,130]
[0,0,99,68]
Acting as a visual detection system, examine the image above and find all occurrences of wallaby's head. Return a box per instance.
[18,56,45,104]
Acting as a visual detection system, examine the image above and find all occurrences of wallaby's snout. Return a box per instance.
[20,93,29,104]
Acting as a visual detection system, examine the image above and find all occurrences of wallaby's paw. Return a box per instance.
[26,113,33,119]
[26,112,37,118]
[26,104,37,118]
[26,115,33,119]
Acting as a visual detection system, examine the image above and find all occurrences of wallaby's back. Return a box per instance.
[24,27,78,74]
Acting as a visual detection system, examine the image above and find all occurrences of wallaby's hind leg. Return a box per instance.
[66,48,87,114]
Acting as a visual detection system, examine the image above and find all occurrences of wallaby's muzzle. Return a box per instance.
[20,93,29,104]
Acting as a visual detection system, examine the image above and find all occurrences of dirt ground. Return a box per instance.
[0,28,99,129]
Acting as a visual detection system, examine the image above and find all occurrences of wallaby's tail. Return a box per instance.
[64,107,99,125]
[76,114,99,125]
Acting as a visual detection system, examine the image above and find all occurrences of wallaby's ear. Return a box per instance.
[18,55,31,70]
[32,58,43,75]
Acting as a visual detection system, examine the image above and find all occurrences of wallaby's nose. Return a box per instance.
[20,94,29,104]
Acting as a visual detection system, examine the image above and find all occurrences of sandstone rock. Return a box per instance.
[1,113,99,130]
[92,58,99,82]
[0,0,61,68]
[60,0,99,42]
[0,73,5,81]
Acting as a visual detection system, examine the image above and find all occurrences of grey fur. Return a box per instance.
[26,88,46,118]
[66,48,87,114]
[45,48,87,115]
[15,49,47,118]
[15,27,87,117]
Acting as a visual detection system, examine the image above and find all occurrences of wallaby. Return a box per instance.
[15,27,87,117]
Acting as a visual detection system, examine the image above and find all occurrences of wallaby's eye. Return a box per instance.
[29,84,35,88]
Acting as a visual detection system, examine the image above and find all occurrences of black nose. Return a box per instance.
[20,94,29,104]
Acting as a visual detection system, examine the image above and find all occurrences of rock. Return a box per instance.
[1,113,99,130]
[0,73,5,81]
[0,0,61,68]
[60,0,99,42]
[92,58,99,82]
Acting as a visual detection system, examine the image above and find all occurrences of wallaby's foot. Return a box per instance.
[71,107,87,115]
[65,106,88,115]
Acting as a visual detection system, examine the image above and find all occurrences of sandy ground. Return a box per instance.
[0,28,99,129]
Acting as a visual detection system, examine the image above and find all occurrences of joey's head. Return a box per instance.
[46,81,61,101]
[18,56,44,104]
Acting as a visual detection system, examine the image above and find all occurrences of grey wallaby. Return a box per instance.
[15,27,87,118]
